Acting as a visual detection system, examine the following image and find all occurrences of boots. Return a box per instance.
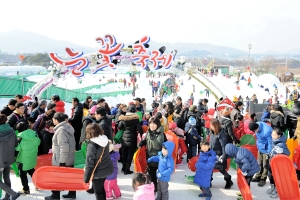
[266,184,275,194]
[251,175,261,182]
[124,163,133,175]
[224,175,233,189]
[258,178,266,187]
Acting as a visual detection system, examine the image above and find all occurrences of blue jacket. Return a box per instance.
[147,141,175,182]
[255,122,272,154]
[225,144,259,176]
[269,135,290,158]
[261,110,270,122]
[106,151,120,180]
[194,149,217,188]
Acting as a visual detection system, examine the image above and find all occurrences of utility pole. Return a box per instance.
[248,44,252,72]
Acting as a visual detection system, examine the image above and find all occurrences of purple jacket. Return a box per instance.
[106,151,120,180]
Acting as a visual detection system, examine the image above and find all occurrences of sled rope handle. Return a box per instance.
[89,146,105,182]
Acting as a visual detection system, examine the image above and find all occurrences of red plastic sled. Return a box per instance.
[270,155,300,200]
[32,166,88,191]
[35,154,53,170]
[133,146,147,173]
[237,168,253,200]
[241,145,258,160]
[188,155,230,173]
[165,130,179,172]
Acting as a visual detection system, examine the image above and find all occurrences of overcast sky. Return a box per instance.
[1,0,300,53]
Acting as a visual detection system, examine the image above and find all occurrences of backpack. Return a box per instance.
[12,113,27,130]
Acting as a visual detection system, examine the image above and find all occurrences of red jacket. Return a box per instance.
[244,119,254,135]
[234,120,245,140]
[293,144,300,170]
[55,100,65,113]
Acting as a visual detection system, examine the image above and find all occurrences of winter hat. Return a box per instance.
[188,117,196,126]
[183,100,190,108]
[169,122,177,130]
[47,103,56,110]
[128,104,136,113]
[189,105,196,112]
[89,105,98,115]
[222,107,231,116]
[249,122,259,132]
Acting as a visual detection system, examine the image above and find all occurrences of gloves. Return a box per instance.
[157,173,161,178]
[294,163,298,169]
[242,171,248,176]
[60,163,66,166]
[218,156,223,163]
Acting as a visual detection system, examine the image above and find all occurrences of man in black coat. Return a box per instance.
[30,100,47,121]
[0,99,17,117]
[286,101,300,138]
[133,97,144,116]
[95,107,113,141]
[69,98,83,150]
[7,103,26,130]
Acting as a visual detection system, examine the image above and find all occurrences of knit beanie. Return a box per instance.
[249,122,259,132]
[189,105,196,112]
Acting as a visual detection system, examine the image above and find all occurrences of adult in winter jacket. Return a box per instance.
[79,107,96,145]
[33,109,56,155]
[7,102,26,130]
[0,99,17,117]
[194,142,217,200]
[147,141,175,200]
[209,119,233,189]
[96,106,113,141]
[51,95,65,113]
[83,96,96,109]
[225,144,260,186]
[30,100,47,121]
[220,108,240,144]
[197,99,208,119]
[173,107,185,130]
[270,105,285,132]
[139,116,166,192]
[230,101,243,124]
[164,101,174,122]
[83,123,114,200]
[118,105,143,175]
[155,112,169,132]
[69,98,84,150]
[0,114,20,200]
[15,122,40,194]
[45,112,76,200]
[180,100,190,124]
[248,122,272,187]
[134,98,144,116]
[286,101,300,138]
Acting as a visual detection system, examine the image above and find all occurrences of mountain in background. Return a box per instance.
[178,50,213,57]
[0,30,249,57]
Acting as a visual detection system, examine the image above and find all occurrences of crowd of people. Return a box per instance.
[1,88,300,200]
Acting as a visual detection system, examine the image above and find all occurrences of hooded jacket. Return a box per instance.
[55,100,65,113]
[140,126,166,167]
[225,144,259,176]
[194,149,217,187]
[286,105,300,137]
[269,135,290,158]
[185,122,201,146]
[0,123,17,168]
[270,110,285,132]
[83,135,114,182]
[106,151,120,180]
[118,113,143,147]
[147,141,175,182]
[255,122,273,154]
[220,116,238,144]
[133,183,155,200]
[16,129,41,170]
[52,121,76,166]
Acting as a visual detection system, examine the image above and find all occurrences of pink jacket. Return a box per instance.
[133,183,155,200]
[173,127,185,137]
[244,119,254,135]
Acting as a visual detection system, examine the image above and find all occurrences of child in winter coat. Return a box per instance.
[132,173,155,200]
[266,128,290,198]
[148,141,175,200]
[185,117,202,162]
[194,141,217,200]
[168,122,187,165]
[104,141,122,199]
[233,114,245,140]
[225,144,259,187]
[15,122,41,194]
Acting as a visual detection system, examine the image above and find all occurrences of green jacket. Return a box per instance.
[16,129,41,171]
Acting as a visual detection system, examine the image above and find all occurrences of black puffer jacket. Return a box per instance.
[286,106,300,137]
[69,103,83,129]
[80,116,96,144]
[181,107,189,124]
[0,106,13,117]
[197,99,208,119]
[220,116,238,144]
[99,116,113,141]
[83,135,113,182]
[270,110,285,132]
[209,128,227,157]
[173,112,185,130]
[118,113,143,147]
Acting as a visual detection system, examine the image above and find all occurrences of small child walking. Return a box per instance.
[185,117,202,162]
[132,173,155,200]
[15,122,41,194]
[194,141,217,200]
[148,141,175,200]
[104,141,122,199]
